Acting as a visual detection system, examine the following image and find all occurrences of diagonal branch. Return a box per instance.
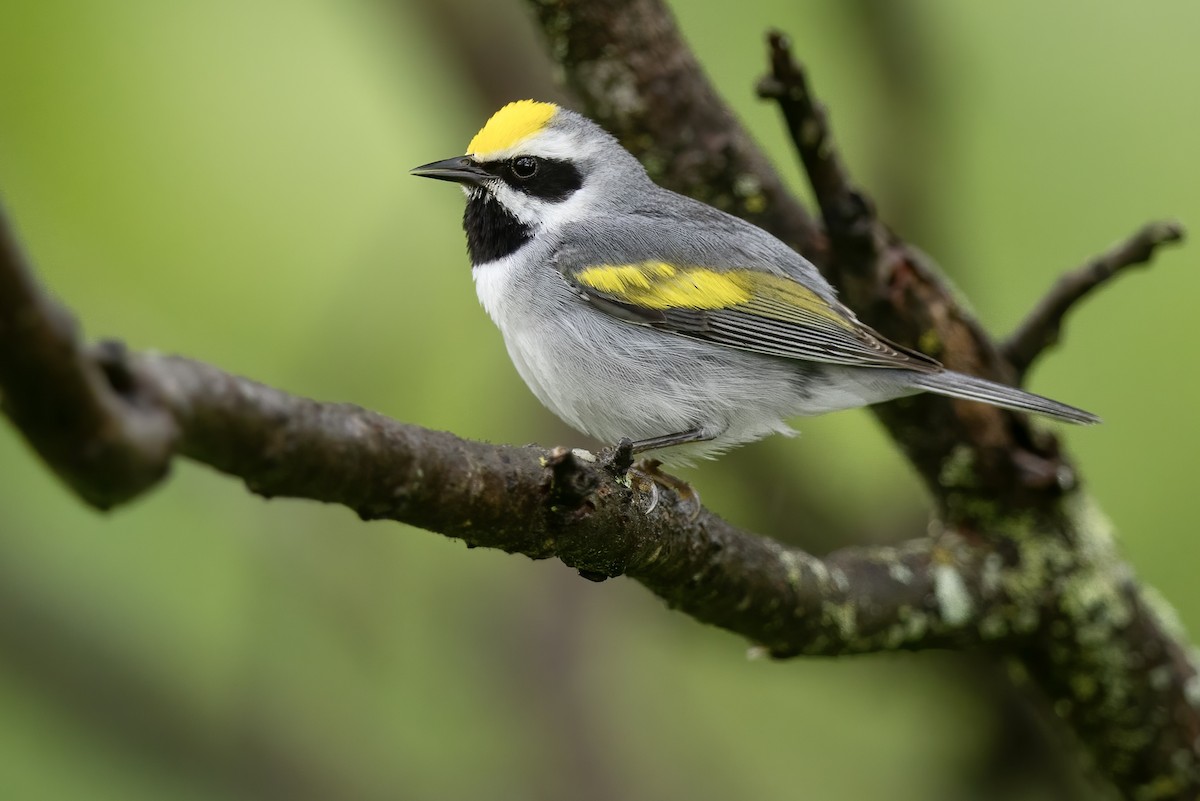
[755,30,872,260]
[123,357,996,658]
[527,0,825,261]
[518,1,1198,797]
[753,29,1037,495]
[1002,221,1185,379]
[121,352,1003,657]
[0,201,999,659]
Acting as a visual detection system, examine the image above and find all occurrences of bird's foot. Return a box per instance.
[627,458,701,520]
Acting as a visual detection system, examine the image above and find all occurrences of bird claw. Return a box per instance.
[642,478,660,514]
[627,458,701,520]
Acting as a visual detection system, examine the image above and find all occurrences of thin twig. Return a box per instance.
[1003,221,1185,379]
[756,30,868,245]
[754,28,1025,487]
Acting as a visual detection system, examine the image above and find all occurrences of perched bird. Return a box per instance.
[412,100,1097,465]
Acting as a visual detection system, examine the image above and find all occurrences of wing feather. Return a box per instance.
[568,261,939,372]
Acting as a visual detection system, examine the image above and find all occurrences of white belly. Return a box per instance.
[474,257,806,460]
[472,256,901,462]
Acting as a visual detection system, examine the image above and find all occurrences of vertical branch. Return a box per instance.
[527,0,825,260]
[521,1,1199,797]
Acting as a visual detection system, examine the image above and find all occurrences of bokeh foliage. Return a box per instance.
[0,1,1196,799]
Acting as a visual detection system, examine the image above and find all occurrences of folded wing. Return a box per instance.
[567,261,941,372]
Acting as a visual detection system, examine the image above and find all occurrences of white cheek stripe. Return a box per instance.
[487,181,593,232]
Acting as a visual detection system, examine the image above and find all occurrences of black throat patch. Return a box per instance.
[463,192,532,265]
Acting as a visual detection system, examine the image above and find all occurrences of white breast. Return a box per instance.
[471,253,570,426]
[472,253,523,328]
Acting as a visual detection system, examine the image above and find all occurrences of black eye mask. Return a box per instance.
[484,156,583,202]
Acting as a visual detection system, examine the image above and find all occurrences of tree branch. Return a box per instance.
[518,2,1198,797]
[142,357,995,656]
[751,28,1199,799]
[0,199,1013,659]
[755,30,870,256]
[0,208,176,508]
[753,30,1036,494]
[2,1,1197,797]
[526,0,825,260]
[1003,221,1185,379]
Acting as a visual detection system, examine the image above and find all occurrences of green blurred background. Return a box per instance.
[0,1,1195,799]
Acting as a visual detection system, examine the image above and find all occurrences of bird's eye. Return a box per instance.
[510,156,539,180]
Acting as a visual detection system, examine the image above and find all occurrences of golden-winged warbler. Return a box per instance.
[412,100,1097,464]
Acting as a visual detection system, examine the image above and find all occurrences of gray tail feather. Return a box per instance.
[911,370,1101,425]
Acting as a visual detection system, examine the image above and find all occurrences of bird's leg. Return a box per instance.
[627,427,710,453]
[622,428,709,519]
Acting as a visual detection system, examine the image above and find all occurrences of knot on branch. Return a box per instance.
[544,445,600,518]
[92,339,167,413]
[605,436,635,475]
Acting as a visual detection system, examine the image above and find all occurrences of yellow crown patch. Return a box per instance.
[467,100,558,158]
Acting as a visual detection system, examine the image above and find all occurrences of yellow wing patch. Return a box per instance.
[577,263,750,309]
[467,100,558,158]
[575,262,854,329]
[748,273,855,329]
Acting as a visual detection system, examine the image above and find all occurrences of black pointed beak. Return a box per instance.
[410,156,493,185]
